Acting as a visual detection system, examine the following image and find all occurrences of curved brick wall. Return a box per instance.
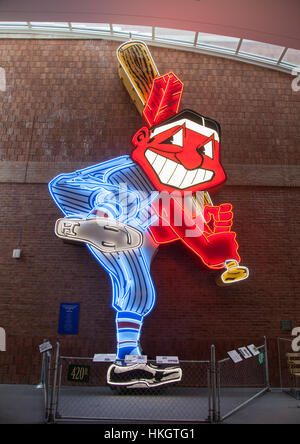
[0,39,299,385]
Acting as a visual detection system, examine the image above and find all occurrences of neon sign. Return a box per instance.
[49,40,249,389]
[142,72,184,127]
[132,109,226,194]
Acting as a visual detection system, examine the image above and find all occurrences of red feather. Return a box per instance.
[143,72,183,128]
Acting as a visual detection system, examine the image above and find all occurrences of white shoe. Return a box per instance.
[107,362,182,388]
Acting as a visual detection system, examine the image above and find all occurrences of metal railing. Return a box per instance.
[217,338,269,421]
[41,338,269,423]
[0,22,299,74]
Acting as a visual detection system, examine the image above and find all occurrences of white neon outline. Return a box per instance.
[107,362,182,388]
[220,260,249,284]
[151,118,220,142]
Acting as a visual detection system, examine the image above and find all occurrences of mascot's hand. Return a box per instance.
[203,204,233,233]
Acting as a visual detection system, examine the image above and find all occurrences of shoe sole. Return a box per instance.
[55,217,143,252]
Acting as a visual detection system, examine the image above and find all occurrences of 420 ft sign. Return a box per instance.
[67,364,90,383]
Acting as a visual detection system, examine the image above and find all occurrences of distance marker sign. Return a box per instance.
[67,364,90,383]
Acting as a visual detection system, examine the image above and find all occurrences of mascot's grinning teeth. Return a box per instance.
[145,149,214,189]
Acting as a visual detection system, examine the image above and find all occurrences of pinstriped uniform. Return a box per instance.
[49,156,159,357]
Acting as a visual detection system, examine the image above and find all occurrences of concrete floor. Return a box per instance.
[0,385,299,424]
[0,385,45,424]
[224,391,300,424]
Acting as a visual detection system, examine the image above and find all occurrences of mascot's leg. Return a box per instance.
[109,247,182,389]
[111,247,156,360]
[89,240,182,389]
[87,244,155,358]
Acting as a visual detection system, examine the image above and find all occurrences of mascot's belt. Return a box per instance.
[55,217,144,253]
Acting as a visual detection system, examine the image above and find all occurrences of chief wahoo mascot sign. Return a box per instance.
[49,41,249,389]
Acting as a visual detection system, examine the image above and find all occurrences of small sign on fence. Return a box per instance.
[156,356,179,365]
[93,354,116,362]
[39,341,52,354]
[257,352,265,366]
[238,347,252,359]
[227,350,243,363]
[67,364,90,383]
[227,344,261,363]
[247,344,260,356]
[125,355,147,364]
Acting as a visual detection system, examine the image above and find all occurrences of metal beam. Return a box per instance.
[193,31,198,46]
[235,37,243,54]
[0,26,296,74]
[277,47,288,64]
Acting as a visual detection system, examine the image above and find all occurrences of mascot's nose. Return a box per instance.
[175,146,204,170]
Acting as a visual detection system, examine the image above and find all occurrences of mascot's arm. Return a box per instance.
[149,197,239,267]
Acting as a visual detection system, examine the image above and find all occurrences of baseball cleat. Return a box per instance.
[217,259,249,286]
[107,362,182,388]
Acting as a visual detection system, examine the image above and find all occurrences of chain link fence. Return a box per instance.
[277,337,300,400]
[41,339,269,423]
[53,356,211,423]
[217,341,269,421]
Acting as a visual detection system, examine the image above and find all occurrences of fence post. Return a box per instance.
[47,342,60,424]
[36,338,47,389]
[207,361,211,422]
[277,337,283,390]
[216,361,221,422]
[44,351,51,422]
[264,336,270,390]
[55,360,63,419]
[210,344,218,423]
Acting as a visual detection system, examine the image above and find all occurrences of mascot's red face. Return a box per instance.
[132,110,226,194]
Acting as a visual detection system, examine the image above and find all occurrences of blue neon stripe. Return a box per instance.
[51,186,91,202]
[102,156,134,182]
[139,248,156,317]
[123,252,138,312]
[51,191,91,210]
[117,329,140,334]
[131,250,147,314]
[117,312,143,321]
[117,346,139,359]
[132,250,148,314]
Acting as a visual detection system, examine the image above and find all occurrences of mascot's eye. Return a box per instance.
[161,128,183,147]
[197,140,213,159]
[203,140,213,158]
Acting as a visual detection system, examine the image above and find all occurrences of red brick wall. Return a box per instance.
[0,39,299,386]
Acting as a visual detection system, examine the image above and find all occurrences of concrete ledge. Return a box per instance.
[26,161,89,183]
[0,161,27,183]
[0,161,299,187]
[225,164,300,187]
